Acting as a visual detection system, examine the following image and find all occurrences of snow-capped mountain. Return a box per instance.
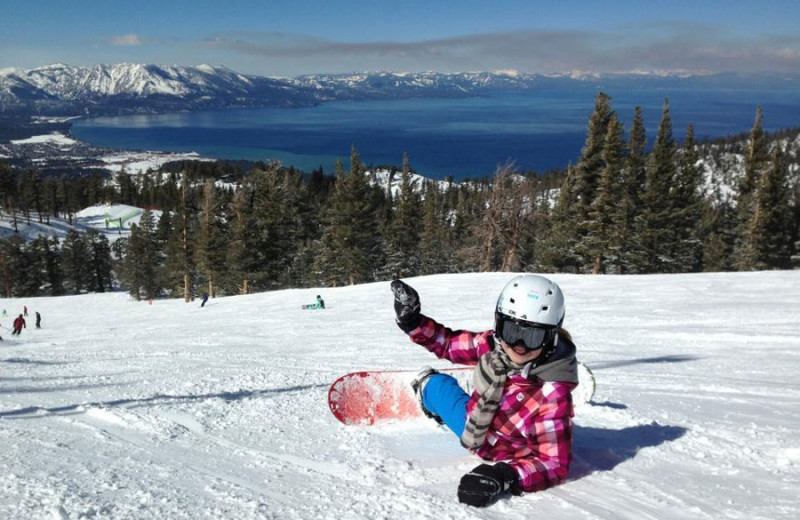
[3,63,798,117]
[0,63,315,115]
[287,70,541,101]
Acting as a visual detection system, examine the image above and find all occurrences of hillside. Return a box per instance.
[1,271,798,519]
[3,63,799,117]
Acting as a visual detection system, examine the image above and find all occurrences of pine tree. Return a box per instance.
[178,174,195,301]
[56,175,70,225]
[194,178,227,298]
[29,169,44,224]
[735,107,771,270]
[320,147,380,285]
[700,186,736,272]
[122,210,162,300]
[42,176,59,222]
[163,212,191,297]
[1,236,31,296]
[671,125,705,271]
[32,236,64,295]
[0,238,11,298]
[574,93,614,247]
[17,171,33,224]
[540,166,580,272]
[316,158,347,286]
[618,106,648,273]
[86,230,113,292]
[0,161,15,220]
[418,181,449,275]
[225,182,259,294]
[585,113,625,274]
[385,153,421,278]
[61,230,90,294]
[250,166,305,289]
[745,145,793,269]
[117,169,138,206]
[641,98,678,273]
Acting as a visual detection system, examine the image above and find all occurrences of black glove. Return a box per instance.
[390,279,421,332]
[457,462,519,507]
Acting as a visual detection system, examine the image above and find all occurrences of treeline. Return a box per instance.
[0,230,113,297]
[0,92,798,299]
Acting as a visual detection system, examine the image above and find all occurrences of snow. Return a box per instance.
[0,204,160,243]
[1,271,798,519]
[75,204,162,234]
[10,133,78,146]
[97,151,210,175]
[368,169,442,197]
[5,130,214,175]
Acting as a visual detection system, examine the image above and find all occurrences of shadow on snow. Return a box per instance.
[0,383,329,418]
[589,355,700,371]
[0,357,73,366]
[570,422,688,479]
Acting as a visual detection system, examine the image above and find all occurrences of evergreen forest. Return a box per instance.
[1,93,798,300]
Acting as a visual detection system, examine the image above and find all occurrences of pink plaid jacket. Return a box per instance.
[407,316,576,493]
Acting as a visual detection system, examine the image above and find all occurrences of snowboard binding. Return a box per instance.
[410,367,444,425]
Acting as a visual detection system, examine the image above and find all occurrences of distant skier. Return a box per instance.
[316,295,325,309]
[200,293,209,307]
[12,314,26,336]
[23,305,28,317]
[392,275,579,507]
[2,309,7,317]
[35,311,42,329]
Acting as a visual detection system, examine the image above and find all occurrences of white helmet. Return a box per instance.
[495,275,565,327]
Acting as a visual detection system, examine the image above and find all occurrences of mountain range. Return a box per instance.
[2,63,798,117]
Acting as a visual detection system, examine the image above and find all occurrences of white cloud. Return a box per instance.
[203,26,800,75]
[111,34,142,46]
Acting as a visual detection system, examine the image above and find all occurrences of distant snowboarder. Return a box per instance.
[302,295,326,310]
[12,314,26,336]
[35,311,42,329]
[201,293,209,307]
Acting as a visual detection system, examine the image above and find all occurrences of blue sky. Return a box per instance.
[1,0,798,76]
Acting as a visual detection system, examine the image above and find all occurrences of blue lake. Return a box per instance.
[71,89,800,180]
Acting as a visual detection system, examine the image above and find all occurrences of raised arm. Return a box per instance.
[391,279,491,365]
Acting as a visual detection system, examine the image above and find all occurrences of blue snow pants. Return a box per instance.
[421,373,470,437]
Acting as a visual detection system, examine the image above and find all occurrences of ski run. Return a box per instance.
[1,271,798,519]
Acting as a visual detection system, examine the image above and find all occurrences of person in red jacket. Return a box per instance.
[391,275,579,507]
[12,314,26,335]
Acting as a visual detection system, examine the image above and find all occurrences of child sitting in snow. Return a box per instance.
[391,275,579,507]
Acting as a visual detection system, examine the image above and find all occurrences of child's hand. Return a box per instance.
[457,462,518,507]
[391,280,421,331]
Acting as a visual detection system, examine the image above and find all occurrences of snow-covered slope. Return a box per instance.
[1,271,797,519]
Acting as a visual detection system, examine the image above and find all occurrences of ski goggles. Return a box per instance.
[495,313,555,351]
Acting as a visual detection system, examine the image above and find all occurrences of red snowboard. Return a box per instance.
[328,363,595,425]
[328,368,471,425]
